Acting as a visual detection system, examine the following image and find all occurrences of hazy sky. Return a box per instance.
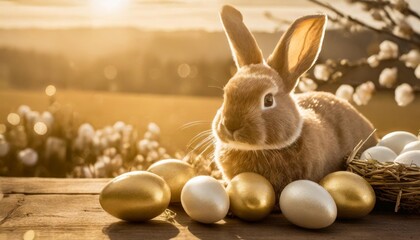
[0,0,419,31]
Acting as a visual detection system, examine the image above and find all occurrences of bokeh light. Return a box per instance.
[7,113,20,126]
[104,65,118,80]
[45,85,57,97]
[177,63,191,78]
[34,122,48,135]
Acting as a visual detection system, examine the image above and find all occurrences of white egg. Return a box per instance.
[279,180,337,229]
[378,131,418,154]
[360,146,397,162]
[181,176,229,224]
[400,141,420,154]
[394,150,420,167]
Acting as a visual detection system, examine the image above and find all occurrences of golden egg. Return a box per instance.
[227,172,275,221]
[99,171,171,222]
[320,171,376,219]
[147,159,196,202]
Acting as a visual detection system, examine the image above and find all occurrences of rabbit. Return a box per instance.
[212,5,378,197]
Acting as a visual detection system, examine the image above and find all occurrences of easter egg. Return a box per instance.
[320,171,376,219]
[99,171,171,222]
[394,150,420,167]
[378,131,418,154]
[181,176,229,224]
[279,180,337,229]
[147,159,196,202]
[227,172,275,221]
[360,146,397,162]
[400,141,420,154]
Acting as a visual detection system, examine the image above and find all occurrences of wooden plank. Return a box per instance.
[1,194,419,240]
[0,194,24,224]
[0,177,110,194]
[1,178,420,240]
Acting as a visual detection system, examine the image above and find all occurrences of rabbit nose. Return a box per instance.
[221,119,242,136]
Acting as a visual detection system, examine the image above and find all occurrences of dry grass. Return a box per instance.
[347,158,420,213]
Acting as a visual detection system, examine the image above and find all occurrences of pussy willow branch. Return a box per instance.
[264,11,292,25]
[317,58,420,92]
[308,0,420,46]
[383,5,397,26]
[353,0,420,20]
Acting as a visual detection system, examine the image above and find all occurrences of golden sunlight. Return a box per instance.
[89,0,130,13]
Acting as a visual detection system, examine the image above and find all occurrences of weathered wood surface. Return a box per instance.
[1,177,419,240]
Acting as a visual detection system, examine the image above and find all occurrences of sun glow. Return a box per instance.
[89,0,130,13]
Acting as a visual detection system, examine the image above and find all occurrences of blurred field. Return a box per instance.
[0,89,220,153]
[0,89,419,153]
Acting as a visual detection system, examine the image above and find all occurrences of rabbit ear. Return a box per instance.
[220,5,264,68]
[267,15,327,92]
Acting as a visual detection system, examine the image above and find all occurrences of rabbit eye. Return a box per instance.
[264,93,274,108]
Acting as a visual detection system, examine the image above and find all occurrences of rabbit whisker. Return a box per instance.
[179,121,211,131]
[186,130,212,149]
[188,134,214,155]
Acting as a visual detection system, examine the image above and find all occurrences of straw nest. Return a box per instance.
[346,131,420,213]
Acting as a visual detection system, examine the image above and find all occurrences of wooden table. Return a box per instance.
[1,177,419,239]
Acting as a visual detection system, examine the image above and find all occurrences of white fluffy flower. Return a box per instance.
[113,121,125,132]
[391,0,408,11]
[26,111,41,125]
[393,19,413,39]
[400,49,420,68]
[298,78,318,92]
[378,40,399,60]
[73,136,84,151]
[137,139,150,154]
[158,147,167,156]
[17,105,31,118]
[0,140,9,157]
[335,84,354,101]
[148,122,161,136]
[108,132,121,145]
[94,160,107,177]
[103,126,114,136]
[148,140,159,151]
[367,55,380,68]
[415,65,420,79]
[41,111,54,127]
[18,148,38,166]
[313,64,332,81]
[379,67,398,88]
[45,137,66,162]
[395,83,415,106]
[78,123,95,141]
[121,125,133,140]
[147,150,159,162]
[82,166,93,178]
[92,136,108,150]
[353,81,375,106]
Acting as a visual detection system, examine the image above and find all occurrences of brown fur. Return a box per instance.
[213,5,378,197]
[215,90,377,196]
